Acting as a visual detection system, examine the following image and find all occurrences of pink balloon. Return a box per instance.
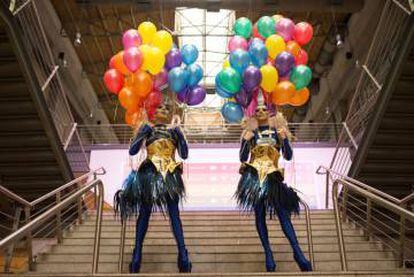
[244,88,259,117]
[123,47,143,72]
[122,29,142,49]
[153,68,168,89]
[275,18,295,41]
[295,49,308,65]
[293,22,313,46]
[228,35,248,52]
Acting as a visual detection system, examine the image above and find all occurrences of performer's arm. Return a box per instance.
[129,124,152,156]
[171,127,188,159]
[240,131,254,162]
[278,127,292,160]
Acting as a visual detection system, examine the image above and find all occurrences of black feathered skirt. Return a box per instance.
[114,159,185,218]
[235,164,300,216]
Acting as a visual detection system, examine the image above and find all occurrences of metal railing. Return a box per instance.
[0,167,106,273]
[317,165,414,270]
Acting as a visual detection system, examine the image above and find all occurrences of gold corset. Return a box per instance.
[146,138,181,179]
[246,144,283,184]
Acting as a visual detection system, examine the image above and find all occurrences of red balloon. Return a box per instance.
[118,86,142,112]
[253,23,265,40]
[295,49,308,65]
[293,22,313,46]
[146,105,157,121]
[145,90,163,108]
[109,56,116,69]
[103,69,124,94]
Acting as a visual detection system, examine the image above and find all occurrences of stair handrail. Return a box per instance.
[0,178,105,274]
[299,199,315,270]
[330,178,414,271]
[317,165,414,207]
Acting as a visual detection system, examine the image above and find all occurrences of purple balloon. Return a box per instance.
[243,65,262,91]
[153,68,168,89]
[177,87,188,103]
[275,51,295,77]
[275,18,295,41]
[165,48,182,70]
[186,85,206,106]
[235,86,253,108]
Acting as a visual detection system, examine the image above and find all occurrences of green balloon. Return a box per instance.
[290,65,312,90]
[233,17,253,39]
[218,68,242,94]
[257,16,276,38]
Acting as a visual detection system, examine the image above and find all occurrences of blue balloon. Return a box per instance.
[230,49,251,74]
[168,67,189,93]
[181,44,199,65]
[215,75,237,98]
[186,63,203,87]
[221,102,244,123]
[249,40,268,67]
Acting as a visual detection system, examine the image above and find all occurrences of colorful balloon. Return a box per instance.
[181,44,199,65]
[165,48,182,70]
[216,67,242,94]
[228,35,248,52]
[260,64,279,92]
[152,30,173,54]
[295,48,308,65]
[123,47,143,72]
[153,68,168,89]
[272,14,284,23]
[275,51,295,77]
[286,40,301,58]
[177,87,188,103]
[187,85,206,106]
[257,16,276,38]
[122,29,142,49]
[252,23,264,40]
[112,51,130,75]
[233,17,253,39]
[215,76,234,98]
[275,18,295,41]
[125,109,144,126]
[229,49,251,74]
[139,44,151,72]
[290,87,310,106]
[249,40,268,67]
[265,34,286,59]
[290,65,312,90]
[221,102,244,123]
[243,65,262,91]
[271,81,295,105]
[222,59,230,69]
[146,46,165,75]
[234,86,252,108]
[138,21,157,44]
[130,71,153,98]
[145,89,163,108]
[244,88,259,117]
[168,67,189,93]
[293,22,313,45]
[103,69,124,94]
[186,63,203,87]
[118,86,142,112]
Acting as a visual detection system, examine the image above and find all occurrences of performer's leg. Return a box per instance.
[166,197,192,272]
[130,204,152,273]
[276,207,312,271]
[254,202,276,272]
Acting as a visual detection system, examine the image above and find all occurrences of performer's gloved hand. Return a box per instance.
[129,123,153,156]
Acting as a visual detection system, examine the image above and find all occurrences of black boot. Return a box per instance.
[177,249,192,272]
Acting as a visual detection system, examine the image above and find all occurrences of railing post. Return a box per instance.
[92,182,104,274]
[399,210,406,267]
[325,171,330,209]
[56,191,63,243]
[341,186,348,222]
[118,219,127,272]
[332,181,348,271]
[77,182,83,224]
[4,207,22,273]
[24,207,33,271]
[365,198,372,240]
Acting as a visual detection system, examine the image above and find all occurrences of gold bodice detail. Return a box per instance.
[246,144,283,184]
[146,138,181,178]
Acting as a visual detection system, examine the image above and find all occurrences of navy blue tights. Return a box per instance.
[129,198,191,273]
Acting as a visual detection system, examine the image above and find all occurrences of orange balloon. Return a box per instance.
[271,81,295,105]
[286,41,301,58]
[125,108,145,126]
[289,87,310,106]
[113,51,130,75]
[118,86,142,112]
[124,71,153,99]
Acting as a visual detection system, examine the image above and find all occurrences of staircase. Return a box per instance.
[32,210,408,276]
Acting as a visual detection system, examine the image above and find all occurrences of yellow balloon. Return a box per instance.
[138,21,157,44]
[260,64,279,92]
[146,46,165,75]
[265,34,286,59]
[152,30,173,54]
[138,44,151,71]
[222,59,230,69]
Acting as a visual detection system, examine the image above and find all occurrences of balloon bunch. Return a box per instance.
[103,21,206,126]
[167,44,206,106]
[216,15,313,123]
